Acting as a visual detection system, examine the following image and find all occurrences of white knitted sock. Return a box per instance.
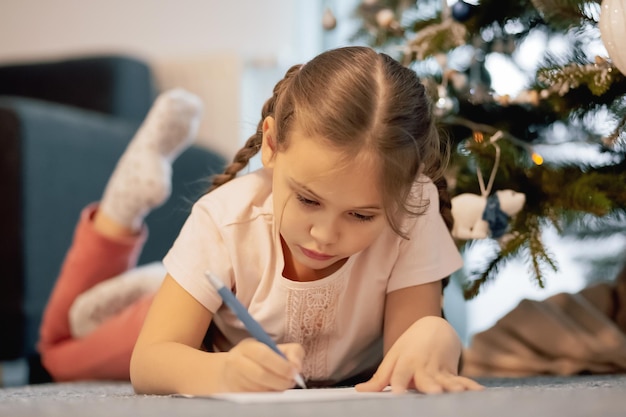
[99,88,203,230]
[68,262,166,338]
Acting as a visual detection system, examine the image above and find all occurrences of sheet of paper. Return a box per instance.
[177,387,407,404]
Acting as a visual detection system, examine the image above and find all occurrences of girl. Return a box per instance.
[41,46,482,395]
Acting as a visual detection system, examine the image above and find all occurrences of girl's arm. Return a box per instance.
[382,280,443,355]
[356,280,483,394]
[130,274,304,395]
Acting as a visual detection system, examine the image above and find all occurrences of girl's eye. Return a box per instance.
[296,193,319,207]
[351,212,375,222]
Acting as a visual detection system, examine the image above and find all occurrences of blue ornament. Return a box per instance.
[451,1,475,22]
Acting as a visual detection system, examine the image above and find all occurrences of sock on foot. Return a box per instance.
[99,88,203,230]
[68,262,166,338]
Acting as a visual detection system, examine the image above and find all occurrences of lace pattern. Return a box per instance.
[284,277,346,380]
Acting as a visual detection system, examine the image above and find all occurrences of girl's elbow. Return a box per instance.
[129,346,150,394]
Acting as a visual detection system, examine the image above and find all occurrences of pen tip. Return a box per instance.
[294,373,307,389]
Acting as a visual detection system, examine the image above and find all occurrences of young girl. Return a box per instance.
[40,46,482,395]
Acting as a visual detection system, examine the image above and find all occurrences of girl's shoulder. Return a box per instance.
[395,175,441,235]
[407,175,438,209]
[194,168,273,225]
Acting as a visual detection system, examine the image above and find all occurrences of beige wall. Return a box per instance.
[0,0,307,63]
[0,0,322,158]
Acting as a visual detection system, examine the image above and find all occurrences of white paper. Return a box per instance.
[177,387,407,404]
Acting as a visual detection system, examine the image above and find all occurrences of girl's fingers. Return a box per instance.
[231,340,300,391]
[278,343,305,371]
[413,372,444,394]
[417,372,484,394]
[355,354,398,392]
[358,361,485,395]
[354,373,388,392]
[452,375,485,391]
[433,373,485,392]
[240,340,295,378]
[388,357,418,393]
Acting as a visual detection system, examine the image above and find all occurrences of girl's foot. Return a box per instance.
[98,89,203,234]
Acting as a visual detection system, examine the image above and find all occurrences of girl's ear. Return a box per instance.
[261,116,277,168]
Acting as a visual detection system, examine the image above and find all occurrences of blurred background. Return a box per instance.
[0,0,330,159]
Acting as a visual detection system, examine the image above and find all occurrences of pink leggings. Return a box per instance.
[38,205,155,382]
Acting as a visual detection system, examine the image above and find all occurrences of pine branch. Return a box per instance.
[530,0,600,30]
[561,211,626,238]
[525,215,559,287]
[537,57,621,97]
[464,0,540,32]
[405,18,467,62]
[528,162,626,215]
[462,253,503,299]
[462,232,528,299]
[605,113,626,148]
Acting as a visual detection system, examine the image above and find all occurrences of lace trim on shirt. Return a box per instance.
[284,277,346,380]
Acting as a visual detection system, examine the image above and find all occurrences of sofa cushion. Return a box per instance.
[0,56,156,121]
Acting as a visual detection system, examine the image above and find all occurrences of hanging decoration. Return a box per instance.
[375,8,399,30]
[322,8,337,31]
[451,0,477,22]
[434,63,460,118]
[434,84,459,118]
[451,132,526,241]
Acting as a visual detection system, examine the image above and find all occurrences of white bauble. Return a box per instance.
[322,8,337,31]
[599,0,626,75]
[375,9,395,28]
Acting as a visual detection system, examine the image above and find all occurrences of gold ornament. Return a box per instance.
[599,0,626,76]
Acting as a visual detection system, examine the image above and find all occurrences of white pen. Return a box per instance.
[205,271,307,389]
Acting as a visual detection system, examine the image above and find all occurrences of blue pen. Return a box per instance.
[205,271,307,389]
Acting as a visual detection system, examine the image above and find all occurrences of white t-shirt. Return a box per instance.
[163,168,463,384]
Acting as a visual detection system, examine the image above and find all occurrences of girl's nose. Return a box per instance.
[309,217,339,246]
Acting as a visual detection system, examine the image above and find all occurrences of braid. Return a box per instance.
[208,64,303,192]
[434,176,453,232]
[434,175,453,293]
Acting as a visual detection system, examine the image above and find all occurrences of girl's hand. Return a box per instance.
[355,316,483,394]
[219,338,305,392]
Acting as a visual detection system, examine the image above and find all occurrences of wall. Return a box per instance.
[0,0,321,63]
[0,0,324,158]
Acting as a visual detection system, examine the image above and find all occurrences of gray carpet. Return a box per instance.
[1,375,625,417]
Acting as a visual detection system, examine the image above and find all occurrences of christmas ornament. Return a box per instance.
[451,189,526,240]
[376,8,396,28]
[450,132,526,240]
[451,0,476,22]
[434,85,458,118]
[322,8,337,31]
[599,0,626,76]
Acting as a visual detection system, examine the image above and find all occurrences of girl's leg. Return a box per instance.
[38,206,147,351]
[38,89,203,381]
[43,294,155,382]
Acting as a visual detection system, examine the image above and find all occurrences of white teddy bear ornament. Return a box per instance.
[451,189,526,240]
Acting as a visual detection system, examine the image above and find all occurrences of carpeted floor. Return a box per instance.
[0,374,624,417]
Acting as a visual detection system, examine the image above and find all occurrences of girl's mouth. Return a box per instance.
[299,246,334,261]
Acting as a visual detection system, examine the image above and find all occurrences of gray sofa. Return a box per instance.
[0,56,225,383]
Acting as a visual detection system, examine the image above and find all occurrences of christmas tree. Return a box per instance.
[347,0,626,298]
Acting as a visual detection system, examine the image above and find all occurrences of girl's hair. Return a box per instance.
[209,46,451,238]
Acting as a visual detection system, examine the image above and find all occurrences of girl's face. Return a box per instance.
[261,118,387,281]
